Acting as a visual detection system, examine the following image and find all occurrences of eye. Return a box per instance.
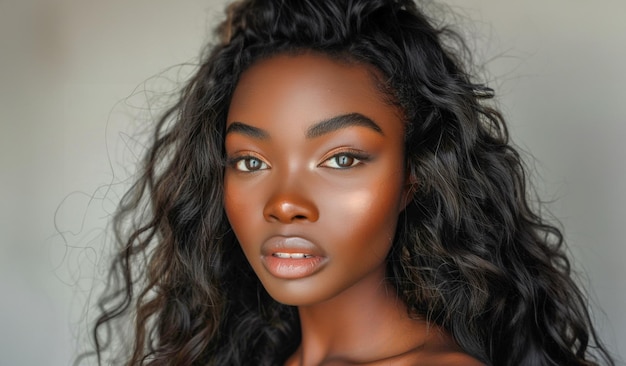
[320,152,368,169]
[231,156,269,172]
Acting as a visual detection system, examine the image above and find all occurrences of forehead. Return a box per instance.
[227,52,404,135]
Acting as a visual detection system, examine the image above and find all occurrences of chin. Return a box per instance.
[260,277,337,307]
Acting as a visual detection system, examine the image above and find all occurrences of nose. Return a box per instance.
[263,185,319,223]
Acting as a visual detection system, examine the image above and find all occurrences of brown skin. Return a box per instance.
[224,53,483,366]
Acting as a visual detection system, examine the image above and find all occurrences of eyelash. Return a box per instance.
[319,149,371,169]
[226,154,269,172]
[226,149,371,172]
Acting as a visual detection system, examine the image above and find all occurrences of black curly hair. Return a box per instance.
[82,0,614,365]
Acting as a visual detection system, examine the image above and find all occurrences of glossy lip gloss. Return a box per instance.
[261,236,328,279]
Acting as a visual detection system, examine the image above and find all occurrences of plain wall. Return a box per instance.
[1,0,624,364]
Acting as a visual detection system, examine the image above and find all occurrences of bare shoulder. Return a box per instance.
[398,344,484,366]
[411,327,485,366]
[417,350,485,366]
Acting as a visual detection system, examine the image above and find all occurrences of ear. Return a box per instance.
[399,171,418,212]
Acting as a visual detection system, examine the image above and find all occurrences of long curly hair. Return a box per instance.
[83,0,614,365]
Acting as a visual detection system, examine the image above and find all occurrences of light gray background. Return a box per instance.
[1,0,624,364]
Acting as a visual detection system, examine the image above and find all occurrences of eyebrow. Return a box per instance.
[306,113,383,138]
[225,112,383,140]
[225,122,270,140]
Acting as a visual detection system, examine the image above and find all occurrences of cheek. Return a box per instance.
[223,177,239,226]
[223,177,255,241]
[322,177,404,252]
[223,179,264,270]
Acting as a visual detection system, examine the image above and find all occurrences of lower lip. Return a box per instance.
[262,255,327,279]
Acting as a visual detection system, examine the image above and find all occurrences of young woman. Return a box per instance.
[86,0,614,365]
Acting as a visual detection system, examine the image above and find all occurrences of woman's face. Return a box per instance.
[224,53,408,306]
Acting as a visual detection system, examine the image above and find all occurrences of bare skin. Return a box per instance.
[284,280,482,366]
[224,52,483,366]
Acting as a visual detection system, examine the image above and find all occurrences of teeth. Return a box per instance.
[273,252,313,259]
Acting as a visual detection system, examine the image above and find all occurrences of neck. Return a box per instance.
[290,267,429,366]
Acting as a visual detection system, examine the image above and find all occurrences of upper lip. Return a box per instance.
[261,236,325,257]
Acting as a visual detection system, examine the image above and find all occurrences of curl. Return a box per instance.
[83,1,614,365]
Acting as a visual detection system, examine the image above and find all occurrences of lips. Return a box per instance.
[273,252,314,259]
[260,236,328,279]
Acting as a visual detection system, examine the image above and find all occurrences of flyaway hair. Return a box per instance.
[81,1,614,365]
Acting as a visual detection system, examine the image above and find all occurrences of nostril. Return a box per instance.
[263,197,319,223]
